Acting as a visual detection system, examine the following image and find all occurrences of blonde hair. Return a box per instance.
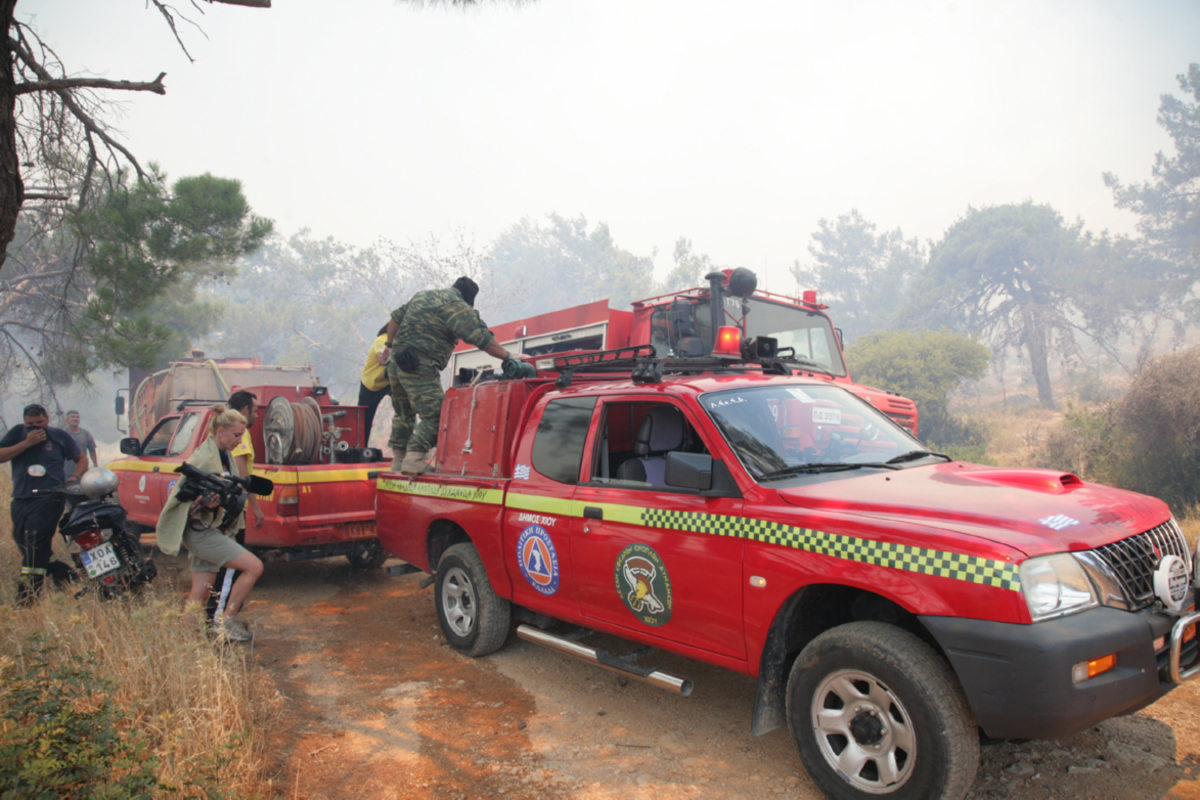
[208,403,247,438]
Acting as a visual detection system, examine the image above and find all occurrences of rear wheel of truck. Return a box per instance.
[786,621,979,800]
[435,543,512,657]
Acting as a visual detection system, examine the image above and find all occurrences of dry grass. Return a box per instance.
[1177,506,1200,551]
[0,469,281,796]
[966,405,1065,468]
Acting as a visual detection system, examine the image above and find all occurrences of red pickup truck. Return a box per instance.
[376,283,1200,800]
[109,371,388,568]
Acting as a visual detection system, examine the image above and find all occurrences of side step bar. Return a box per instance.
[516,624,693,696]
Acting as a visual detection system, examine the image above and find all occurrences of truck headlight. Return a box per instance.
[1019,553,1099,622]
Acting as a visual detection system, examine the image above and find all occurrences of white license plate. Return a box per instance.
[80,541,120,578]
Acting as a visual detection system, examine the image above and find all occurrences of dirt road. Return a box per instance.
[159,552,1200,799]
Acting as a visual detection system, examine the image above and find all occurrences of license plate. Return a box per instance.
[345,522,375,539]
[80,541,121,578]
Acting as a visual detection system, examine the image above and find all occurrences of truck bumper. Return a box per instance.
[920,607,1195,741]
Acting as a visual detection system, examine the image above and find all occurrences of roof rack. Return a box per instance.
[546,345,819,388]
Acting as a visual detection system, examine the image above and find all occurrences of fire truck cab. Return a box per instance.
[450,271,919,435]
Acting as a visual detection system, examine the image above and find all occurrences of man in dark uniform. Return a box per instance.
[0,403,87,603]
[385,276,514,475]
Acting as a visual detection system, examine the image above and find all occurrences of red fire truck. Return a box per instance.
[377,270,1200,800]
[450,270,919,434]
[107,355,389,567]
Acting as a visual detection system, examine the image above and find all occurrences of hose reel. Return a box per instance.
[264,396,324,465]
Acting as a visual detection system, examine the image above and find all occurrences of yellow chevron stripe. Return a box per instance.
[505,492,1020,592]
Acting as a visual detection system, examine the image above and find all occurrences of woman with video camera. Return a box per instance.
[156,404,264,643]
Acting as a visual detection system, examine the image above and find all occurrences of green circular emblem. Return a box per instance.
[614,543,673,627]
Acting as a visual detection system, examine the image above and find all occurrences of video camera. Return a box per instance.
[173,463,274,533]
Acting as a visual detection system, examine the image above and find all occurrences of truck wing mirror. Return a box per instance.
[119,438,141,456]
[665,452,713,492]
[115,396,126,416]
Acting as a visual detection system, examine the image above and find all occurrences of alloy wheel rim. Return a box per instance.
[441,566,476,637]
[810,668,917,794]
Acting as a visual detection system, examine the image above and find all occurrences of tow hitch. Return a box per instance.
[516,625,693,696]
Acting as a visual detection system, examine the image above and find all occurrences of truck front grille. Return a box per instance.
[1092,519,1191,609]
[879,397,918,435]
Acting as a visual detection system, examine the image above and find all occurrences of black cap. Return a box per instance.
[453,276,479,307]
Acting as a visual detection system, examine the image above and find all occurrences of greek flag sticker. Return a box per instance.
[514,464,531,480]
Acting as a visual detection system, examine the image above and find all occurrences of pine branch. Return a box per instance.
[8,37,151,181]
[14,74,167,96]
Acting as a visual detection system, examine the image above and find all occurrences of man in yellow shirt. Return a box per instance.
[207,389,263,622]
[358,324,391,448]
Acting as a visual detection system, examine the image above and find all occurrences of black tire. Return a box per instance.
[346,541,388,570]
[786,621,979,800]
[434,543,511,657]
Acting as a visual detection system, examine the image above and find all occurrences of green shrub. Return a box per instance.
[1042,347,1200,510]
[846,328,991,446]
[0,643,169,799]
[1112,347,1200,508]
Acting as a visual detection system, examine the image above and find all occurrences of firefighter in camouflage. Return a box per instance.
[385,277,514,475]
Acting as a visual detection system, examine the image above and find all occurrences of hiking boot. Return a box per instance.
[216,616,253,643]
[400,450,429,476]
[390,452,405,472]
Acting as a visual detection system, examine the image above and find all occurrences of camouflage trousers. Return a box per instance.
[386,361,444,455]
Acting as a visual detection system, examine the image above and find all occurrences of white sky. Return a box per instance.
[19,0,1200,292]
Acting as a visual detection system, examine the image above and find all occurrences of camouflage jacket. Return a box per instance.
[390,287,496,372]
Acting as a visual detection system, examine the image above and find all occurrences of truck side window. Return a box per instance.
[167,413,201,457]
[140,417,180,457]
[592,402,709,489]
[531,397,597,484]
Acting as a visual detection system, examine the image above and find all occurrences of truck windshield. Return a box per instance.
[700,384,931,480]
[654,297,848,376]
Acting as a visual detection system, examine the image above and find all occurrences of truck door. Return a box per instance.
[117,415,180,524]
[502,396,596,620]
[570,398,747,660]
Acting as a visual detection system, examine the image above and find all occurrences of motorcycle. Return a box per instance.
[31,465,157,596]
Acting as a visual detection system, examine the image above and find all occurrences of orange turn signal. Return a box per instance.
[1072,653,1117,683]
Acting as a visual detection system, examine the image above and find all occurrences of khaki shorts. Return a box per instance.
[183,526,248,574]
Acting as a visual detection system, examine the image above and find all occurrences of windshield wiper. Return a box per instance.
[758,461,901,480]
[885,450,951,465]
[778,357,832,377]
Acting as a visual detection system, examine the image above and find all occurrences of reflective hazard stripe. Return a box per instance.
[507,492,1021,593]
[505,493,575,517]
[378,477,504,505]
[640,508,1021,591]
[20,567,48,576]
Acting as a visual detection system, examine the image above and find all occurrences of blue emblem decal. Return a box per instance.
[517,524,559,595]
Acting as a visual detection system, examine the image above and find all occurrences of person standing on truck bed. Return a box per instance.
[157,404,264,643]
[384,276,514,475]
[0,403,86,605]
[204,390,263,625]
[358,324,391,448]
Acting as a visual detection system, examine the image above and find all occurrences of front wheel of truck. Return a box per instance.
[786,622,979,800]
[435,543,512,657]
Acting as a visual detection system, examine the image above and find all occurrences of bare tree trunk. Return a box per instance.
[1023,307,1055,409]
[0,0,21,274]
